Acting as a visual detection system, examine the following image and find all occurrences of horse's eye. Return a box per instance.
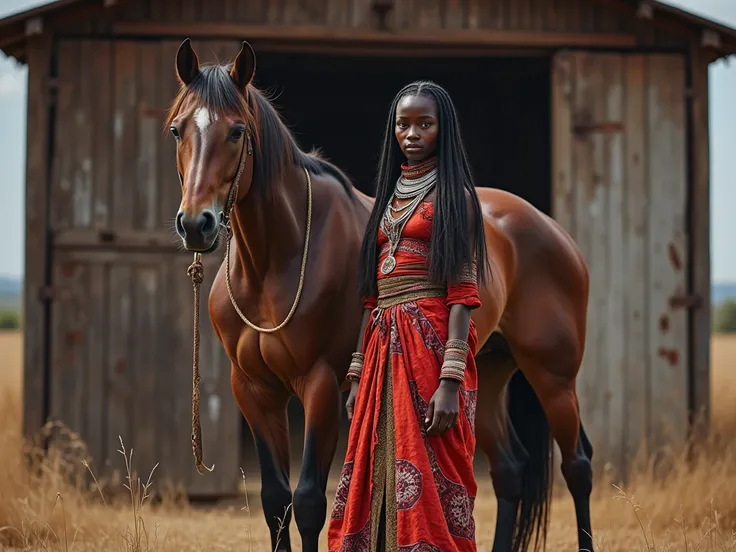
[228,127,245,142]
[170,126,181,140]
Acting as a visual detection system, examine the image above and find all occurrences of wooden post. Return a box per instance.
[688,44,711,438]
[23,35,53,442]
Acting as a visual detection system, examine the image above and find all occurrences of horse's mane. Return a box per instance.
[165,63,354,198]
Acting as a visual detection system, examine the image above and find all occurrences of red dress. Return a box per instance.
[327,199,481,552]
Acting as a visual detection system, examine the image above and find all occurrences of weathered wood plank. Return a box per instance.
[112,22,638,48]
[112,42,138,230]
[158,41,182,231]
[622,54,649,468]
[156,259,179,483]
[646,54,689,451]
[602,53,625,474]
[86,261,107,471]
[688,47,711,438]
[416,0,442,29]
[73,40,94,229]
[91,41,112,229]
[132,264,160,477]
[551,50,574,234]
[51,40,78,232]
[588,54,611,466]
[441,0,463,30]
[23,35,53,440]
[106,265,133,469]
[49,260,88,440]
[571,51,606,469]
[181,0,198,22]
[326,0,350,26]
[466,0,482,29]
[137,42,159,231]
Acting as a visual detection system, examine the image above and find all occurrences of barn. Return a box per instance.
[1,0,734,497]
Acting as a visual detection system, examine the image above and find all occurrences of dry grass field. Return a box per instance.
[0,330,735,551]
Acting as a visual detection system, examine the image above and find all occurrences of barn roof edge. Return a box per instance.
[1,0,735,64]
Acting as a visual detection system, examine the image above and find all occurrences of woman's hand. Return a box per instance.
[425,378,461,436]
[346,381,360,422]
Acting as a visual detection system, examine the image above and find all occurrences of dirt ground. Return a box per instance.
[0,330,735,551]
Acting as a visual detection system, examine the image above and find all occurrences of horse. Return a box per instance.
[166,38,594,552]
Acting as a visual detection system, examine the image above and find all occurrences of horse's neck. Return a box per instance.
[229,165,307,285]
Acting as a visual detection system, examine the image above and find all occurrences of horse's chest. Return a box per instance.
[210,291,310,381]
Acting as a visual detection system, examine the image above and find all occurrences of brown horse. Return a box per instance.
[167,38,594,552]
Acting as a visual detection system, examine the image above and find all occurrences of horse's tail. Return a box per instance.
[507,369,554,552]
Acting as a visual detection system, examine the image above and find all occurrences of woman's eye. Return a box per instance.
[421,122,431,128]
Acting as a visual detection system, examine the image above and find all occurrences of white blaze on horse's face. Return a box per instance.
[194,106,218,135]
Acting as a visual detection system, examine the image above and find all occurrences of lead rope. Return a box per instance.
[186,133,313,474]
[224,167,312,333]
[186,253,213,474]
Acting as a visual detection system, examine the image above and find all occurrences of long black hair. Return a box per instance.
[358,80,490,300]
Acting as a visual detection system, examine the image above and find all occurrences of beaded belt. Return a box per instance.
[376,274,445,309]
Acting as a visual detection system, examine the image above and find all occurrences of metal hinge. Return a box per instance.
[669,293,703,310]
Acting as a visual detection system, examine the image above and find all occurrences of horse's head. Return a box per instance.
[167,38,256,253]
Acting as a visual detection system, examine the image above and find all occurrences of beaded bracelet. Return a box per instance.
[440,339,470,383]
[347,352,364,382]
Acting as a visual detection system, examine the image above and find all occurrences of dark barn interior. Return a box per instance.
[237,51,553,474]
[251,51,552,207]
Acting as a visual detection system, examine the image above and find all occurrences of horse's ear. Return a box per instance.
[176,38,200,86]
[230,41,256,90]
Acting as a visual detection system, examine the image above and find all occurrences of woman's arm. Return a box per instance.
[426,191,482,436]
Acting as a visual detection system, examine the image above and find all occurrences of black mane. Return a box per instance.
[245,83,354,198]
[168,63,354,199]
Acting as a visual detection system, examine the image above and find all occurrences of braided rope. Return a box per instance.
[224,166,312,333]
[187,253,215,475]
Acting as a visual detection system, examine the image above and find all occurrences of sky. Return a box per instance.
[0,0,734,283]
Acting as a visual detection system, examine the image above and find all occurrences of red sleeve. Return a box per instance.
[363,296,377,310]
[446,259,481,310]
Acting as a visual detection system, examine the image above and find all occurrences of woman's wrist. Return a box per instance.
[440,338,470,383]
[347,352,364,382]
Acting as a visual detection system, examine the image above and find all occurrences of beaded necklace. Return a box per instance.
[379,157,437,275]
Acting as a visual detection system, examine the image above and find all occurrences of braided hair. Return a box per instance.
[358,80,489,300]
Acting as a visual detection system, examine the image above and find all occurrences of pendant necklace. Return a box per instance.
[380,166,437,275]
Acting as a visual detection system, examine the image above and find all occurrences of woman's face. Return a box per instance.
[395,94,438,164]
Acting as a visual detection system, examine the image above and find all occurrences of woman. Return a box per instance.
[327,80,490,552]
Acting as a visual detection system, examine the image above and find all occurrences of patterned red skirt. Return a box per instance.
[327,296,479,552]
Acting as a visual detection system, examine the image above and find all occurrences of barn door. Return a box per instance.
[45,38,243,497]
[551,51,690,475]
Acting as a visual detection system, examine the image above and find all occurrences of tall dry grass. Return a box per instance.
[0,330,735,551]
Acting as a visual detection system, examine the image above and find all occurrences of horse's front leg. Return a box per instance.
[231,366,294,552]
[292,362,342,552]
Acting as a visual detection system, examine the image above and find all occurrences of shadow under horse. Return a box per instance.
[165,38,594,552]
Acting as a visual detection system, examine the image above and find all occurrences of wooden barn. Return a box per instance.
[1,0,734,496]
